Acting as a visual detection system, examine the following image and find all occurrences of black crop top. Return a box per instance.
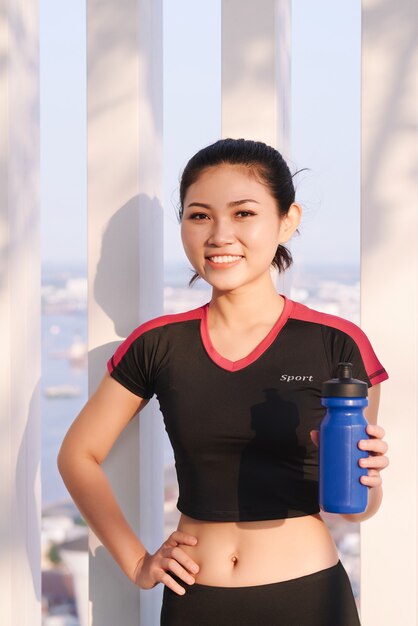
[107,297,388,522]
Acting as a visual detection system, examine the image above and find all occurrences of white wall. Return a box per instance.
[360,1,418,624]
[0,1,41,624]
[87,1,164,624]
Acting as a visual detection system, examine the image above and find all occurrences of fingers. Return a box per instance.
[357,424,389,488]
[160,571,188,596]
[359,454,389,469]
[161,545,200,576]
[163,531,200,581]
[365,423,385,438]
[165,530,198,548]
[358,437,388,455]
[161,554,197,584]
[360,469,383,488]
[158,546,199,595]
[137,531,200,595]
[310,430,319,448]
[358,424,388,456]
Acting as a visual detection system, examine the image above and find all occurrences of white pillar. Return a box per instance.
[0,1,41,625]
[360,1,417,624]
[87,1,164,624]
[221,0,292,293]
[221,0,291,150]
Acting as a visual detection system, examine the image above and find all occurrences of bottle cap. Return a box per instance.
[322,362,368,398]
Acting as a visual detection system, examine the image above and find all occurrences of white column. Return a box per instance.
[221,0,292,293]
[221,0,291,149]
[360,1,417,624]
[87,1,164,624]
[0,1,41,625]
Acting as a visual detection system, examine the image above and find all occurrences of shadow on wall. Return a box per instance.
[88,193,163,625]
[89,191,164,380]
[16,380,41,603]
[95,195,147,339]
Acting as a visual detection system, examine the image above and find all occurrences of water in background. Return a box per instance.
[42,265,88,505]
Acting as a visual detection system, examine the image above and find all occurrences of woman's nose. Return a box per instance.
[207,219,235,246]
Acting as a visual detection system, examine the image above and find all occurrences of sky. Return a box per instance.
[40,0,87,268]
[40,0,361,271]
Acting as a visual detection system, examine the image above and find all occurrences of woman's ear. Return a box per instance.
[278,202,302,244]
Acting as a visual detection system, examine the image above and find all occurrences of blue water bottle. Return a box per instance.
[319,362,369,513]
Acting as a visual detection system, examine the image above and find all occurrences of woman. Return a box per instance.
[58,139,389,625]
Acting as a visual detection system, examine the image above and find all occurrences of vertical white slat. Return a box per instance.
[221,0,292,294]
[87,1,164,624]
[163,0,222,270]
[0,1,41,625]
[137,2,165,623]
[221,0,291,148]
[360,1,418,624]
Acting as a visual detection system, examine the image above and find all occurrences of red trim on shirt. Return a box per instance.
[107,306,204,373]
[200,296,294,372]
[108,298,388,385]
[290,301,388,385]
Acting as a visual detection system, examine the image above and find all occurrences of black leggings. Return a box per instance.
[160,560,361,626]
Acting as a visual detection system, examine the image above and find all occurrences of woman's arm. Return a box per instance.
[57,373,200,594]
[57,373,149,582]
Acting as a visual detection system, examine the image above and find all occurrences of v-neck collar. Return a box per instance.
[199,296,293,372]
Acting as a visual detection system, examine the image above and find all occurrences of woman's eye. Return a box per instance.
[189,212,209,220]
[236,210,255,218]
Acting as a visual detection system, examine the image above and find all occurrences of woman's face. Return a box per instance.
[181,164,298,294]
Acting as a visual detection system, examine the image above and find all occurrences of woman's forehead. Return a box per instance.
[184,164,271,202]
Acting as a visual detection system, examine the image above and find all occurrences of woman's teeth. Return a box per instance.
[208,255,242,264]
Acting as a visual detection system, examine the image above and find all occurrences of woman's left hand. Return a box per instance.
[310,423,390,488]
[357,423,389,488]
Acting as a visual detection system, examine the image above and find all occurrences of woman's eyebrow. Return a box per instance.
[186,202,211,209]
[186,199,260,209]
[229,199,260,207]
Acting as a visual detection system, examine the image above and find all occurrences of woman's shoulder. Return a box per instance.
[287,298,388,385]
[108,304,208,388]
[122,304,207,344]
[288,299,362,337]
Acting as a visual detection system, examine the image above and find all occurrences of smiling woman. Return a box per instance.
[179,139,299,289]
[180,163,300,297]
[58,138,389,626]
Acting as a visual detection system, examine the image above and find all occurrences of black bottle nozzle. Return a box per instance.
[322,362,368,398]
[338,362,352,380]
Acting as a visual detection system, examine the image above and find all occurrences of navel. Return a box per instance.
[231,555,239,566]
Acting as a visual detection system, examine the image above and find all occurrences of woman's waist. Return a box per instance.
[177,513,339,587]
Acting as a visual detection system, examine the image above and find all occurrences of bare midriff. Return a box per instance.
[177,513,339,587]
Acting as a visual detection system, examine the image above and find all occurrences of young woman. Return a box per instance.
[58,139,389,626]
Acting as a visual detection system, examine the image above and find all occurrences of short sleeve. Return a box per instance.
[322,321,388,387]
[107,328,156,399]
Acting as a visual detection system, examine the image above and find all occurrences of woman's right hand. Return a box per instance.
[135,531,200,595]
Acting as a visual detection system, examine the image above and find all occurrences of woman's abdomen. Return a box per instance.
[177,513,339,587]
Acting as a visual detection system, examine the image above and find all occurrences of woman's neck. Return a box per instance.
[208,278,284,330]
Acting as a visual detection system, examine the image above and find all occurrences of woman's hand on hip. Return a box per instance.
[134,530,200,595]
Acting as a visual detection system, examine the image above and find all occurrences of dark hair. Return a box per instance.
[179,138,297,284]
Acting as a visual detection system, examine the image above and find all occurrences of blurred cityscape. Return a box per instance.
[41,262,360,625]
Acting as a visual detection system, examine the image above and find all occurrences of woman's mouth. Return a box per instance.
[208,255,243,263]
[206,255,243,268]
